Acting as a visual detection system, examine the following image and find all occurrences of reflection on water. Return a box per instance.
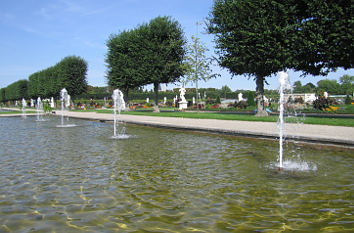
[0,116,353,232]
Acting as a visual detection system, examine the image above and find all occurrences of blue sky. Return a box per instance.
[0,0,353,92]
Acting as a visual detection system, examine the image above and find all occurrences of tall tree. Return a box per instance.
[139,16,186,112]
[208,0,353,116]
[0,88,5,102]
[302,82,316,93]
[106,29,146,102]
[183,35,218,106]
[4,79,28,101]
[317,79,341,95]
[339,75,354,95]
[208,0,297,116]
[293,81,303,93]
[58,56,88,98]
[293,0,353,75]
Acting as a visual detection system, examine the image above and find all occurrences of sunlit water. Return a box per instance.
[0,116,353,232]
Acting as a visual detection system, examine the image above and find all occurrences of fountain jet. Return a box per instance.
[112,89,127,139]
[278,70,291,170]
[57,88,76,127]
[21,98,26,119]
[36,97,44,121]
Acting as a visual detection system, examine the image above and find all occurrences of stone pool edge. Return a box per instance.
[1,111,353,149]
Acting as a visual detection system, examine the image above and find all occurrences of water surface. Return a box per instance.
[0,116,353,232]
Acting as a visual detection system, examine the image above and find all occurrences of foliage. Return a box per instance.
[208,0,299,116]
[58,56,88,97]
[208,0,353,116]
[183,35,219,102]
[233,100,248,109]
[339,75,354,95]
[139,16,187,111]
[317,79,341,95]
[43,101,52,113]
[345,95,352,105]
[294,0,353,74]
[106,29,146,101]
[216,96,221,104]
[3,79,28,101]
[0,88,5,102]
[313,96,333,111]
[77,86,111,99]
[246,91,255,106]
[27,56,87,99]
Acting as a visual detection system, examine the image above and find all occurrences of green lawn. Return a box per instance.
[92,109,354,127]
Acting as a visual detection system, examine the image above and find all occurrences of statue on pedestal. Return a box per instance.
[179,86,188,110]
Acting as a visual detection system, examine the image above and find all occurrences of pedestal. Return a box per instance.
[179,101,188,110]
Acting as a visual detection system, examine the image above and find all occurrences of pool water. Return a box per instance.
[0,116,353,232]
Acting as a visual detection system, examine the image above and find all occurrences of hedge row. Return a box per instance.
[0,56,87,102]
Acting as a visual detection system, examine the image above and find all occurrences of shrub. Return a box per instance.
[233,100,248,109]
[247,92,255,106]
[345,95,352,105]
[313,96,333,111]
[216,96,221,104]
[294,97,304,104]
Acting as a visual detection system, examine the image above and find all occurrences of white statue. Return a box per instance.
[238,93,244,101]
[163,97,167,104]
[324,92,328,99]
[179,86,186,102]
[50,97,55,108]
[179,86,188,110]
[146,97,149,103]
[66,95,71,108]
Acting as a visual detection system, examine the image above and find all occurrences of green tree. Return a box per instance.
[139,16,186,112]
[293,81,303,93]
[339,75,354,95]
[4,79,28,101]
[294,0,353,74]
[58,56,88,98]
[246,91,255,106]
[106,29,146,102]
[0,88,5,102]
[183,35,218,106]
[221,85,232,99]
[208,0,297,116]
[208,0,353,116]
[317,79,341,95]
[303,82,316,93]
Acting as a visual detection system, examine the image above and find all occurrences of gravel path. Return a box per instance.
[1,108,353,147]
[59,111,354,148]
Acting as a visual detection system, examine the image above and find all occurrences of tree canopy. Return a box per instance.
[208,0,297,116]
[106,16,186,111]
[208,0,353,116]
[140,16,186,111]
[293,0,353,75]
[183,35,218,104]
[106,29,146,101]
[3,79,28,101]
[2,56,87,101]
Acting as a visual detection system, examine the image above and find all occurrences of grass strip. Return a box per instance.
[93,109,354,127]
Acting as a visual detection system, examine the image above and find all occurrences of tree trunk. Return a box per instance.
[124,88,130,111]
[195,79,199,110]
[153,82,160,112]
[255,75,268,117]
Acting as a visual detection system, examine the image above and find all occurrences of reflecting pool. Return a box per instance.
[0,116,353,232]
